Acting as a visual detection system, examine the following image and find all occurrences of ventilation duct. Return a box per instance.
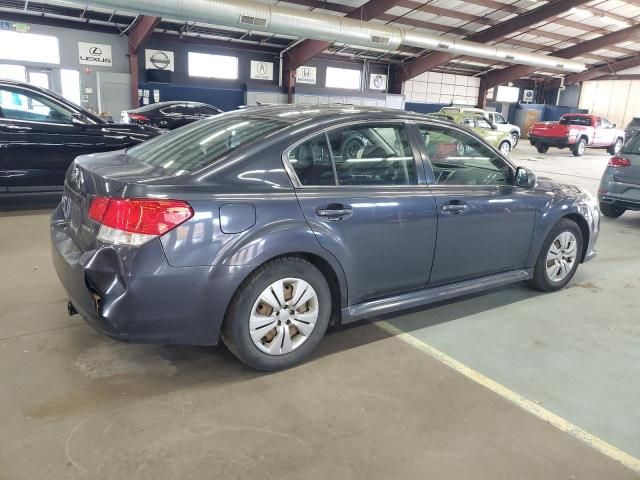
[50,0,586,73]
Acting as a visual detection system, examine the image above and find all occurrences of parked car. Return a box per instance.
[121,101,223,129]
[598,132,640,218]
[429,111,514,156]
[624,117,640,139]
[440,106,521,146]
[51,106,600,371]
[528,114,625,157]
[0,80,161,196]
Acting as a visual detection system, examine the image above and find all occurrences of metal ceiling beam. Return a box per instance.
[284,0,400,71]
[127,15,161,108]
[550,55,640,87]
[398,0,593,81]
[484,24,640,90]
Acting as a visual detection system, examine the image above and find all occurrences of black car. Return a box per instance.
[625,117,640,139]
[0,80,161,196]
[120,101,223,129]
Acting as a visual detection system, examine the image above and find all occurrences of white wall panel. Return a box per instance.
[403,72,480,106]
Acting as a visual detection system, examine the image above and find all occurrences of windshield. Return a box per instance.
[559,116,592,126]
[127,115,288,173]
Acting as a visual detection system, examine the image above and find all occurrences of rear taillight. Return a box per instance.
[608,156,631,167]
[129,113,149,123]
[88,197,193,246]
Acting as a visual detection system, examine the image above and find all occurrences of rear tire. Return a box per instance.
[607,138,623,156]
[222,257,332,371]
[536,143,549,154]
[529,219,583,292]
[572,138,587,157]
[511,132,520,147]
[599,202,626,218]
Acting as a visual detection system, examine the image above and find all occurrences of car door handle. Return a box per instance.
[316,204,353,220]
[441,203,469,215]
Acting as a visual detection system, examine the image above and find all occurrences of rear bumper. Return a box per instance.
[528,135,575,149]
[50,204,251,345]
[599,172,640,211]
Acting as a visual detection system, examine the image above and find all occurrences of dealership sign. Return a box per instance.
[78,42,112,66]
[145,49,174,71]
[369,73,387,91]
[296,66,316,85]
[250,61,274,81]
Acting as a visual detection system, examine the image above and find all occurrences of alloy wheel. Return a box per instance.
[578,141,586,156]
[500,142,511,156]
[249,278,319,355]
[545,232,578,282]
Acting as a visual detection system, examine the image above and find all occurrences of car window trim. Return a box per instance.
[412,121,517,187]
[282,119,426,189]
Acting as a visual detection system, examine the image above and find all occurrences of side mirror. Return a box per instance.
[515,167,536,188]
[71,113,89,127]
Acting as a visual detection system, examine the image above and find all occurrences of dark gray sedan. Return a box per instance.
[51,106,600,370]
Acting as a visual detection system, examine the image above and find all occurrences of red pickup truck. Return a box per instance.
[528,114,625,157]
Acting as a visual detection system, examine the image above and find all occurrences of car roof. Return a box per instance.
[232,104,453,126]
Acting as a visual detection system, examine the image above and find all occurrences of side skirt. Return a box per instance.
[341,269,533,324]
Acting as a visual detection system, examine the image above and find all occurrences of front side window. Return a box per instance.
[0,87,73,124]
[475,117,493,129]
[128,115,287,174]
[288,125,417,186]
[418,125,512,186]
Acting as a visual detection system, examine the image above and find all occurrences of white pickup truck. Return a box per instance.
[440,107,521,147]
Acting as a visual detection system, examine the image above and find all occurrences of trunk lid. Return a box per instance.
[612,152,640,185]
[62,150,179,250]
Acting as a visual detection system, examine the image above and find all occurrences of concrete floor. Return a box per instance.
[1,144,639,479]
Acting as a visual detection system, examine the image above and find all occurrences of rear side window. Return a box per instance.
[288,134,335,186]
[288,124,417,186]
[128,115,288,174]
[560,116,592,126]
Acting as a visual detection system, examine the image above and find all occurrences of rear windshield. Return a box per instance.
[127,115,288,173]
[559,116,592,126]
[621,133,640,154]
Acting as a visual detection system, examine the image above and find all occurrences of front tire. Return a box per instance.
[599,202,626,218]
[529,219,583,292]
[222,257,332,371]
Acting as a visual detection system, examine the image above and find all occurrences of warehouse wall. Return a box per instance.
[0,22,128,109]
[579,80,640,128]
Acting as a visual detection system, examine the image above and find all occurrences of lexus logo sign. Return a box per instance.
[78,42,112,66]
[145,49,175,71]
[250,60,274,81]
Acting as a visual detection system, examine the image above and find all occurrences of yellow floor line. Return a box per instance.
[378,321,640,474]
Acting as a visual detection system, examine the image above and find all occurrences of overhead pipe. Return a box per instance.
[52,0,586,72]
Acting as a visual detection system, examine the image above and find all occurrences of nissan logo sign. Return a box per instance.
[150,51,171,70]
[89,46,102,56]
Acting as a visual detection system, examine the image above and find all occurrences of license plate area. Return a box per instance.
[62,188,86,237]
